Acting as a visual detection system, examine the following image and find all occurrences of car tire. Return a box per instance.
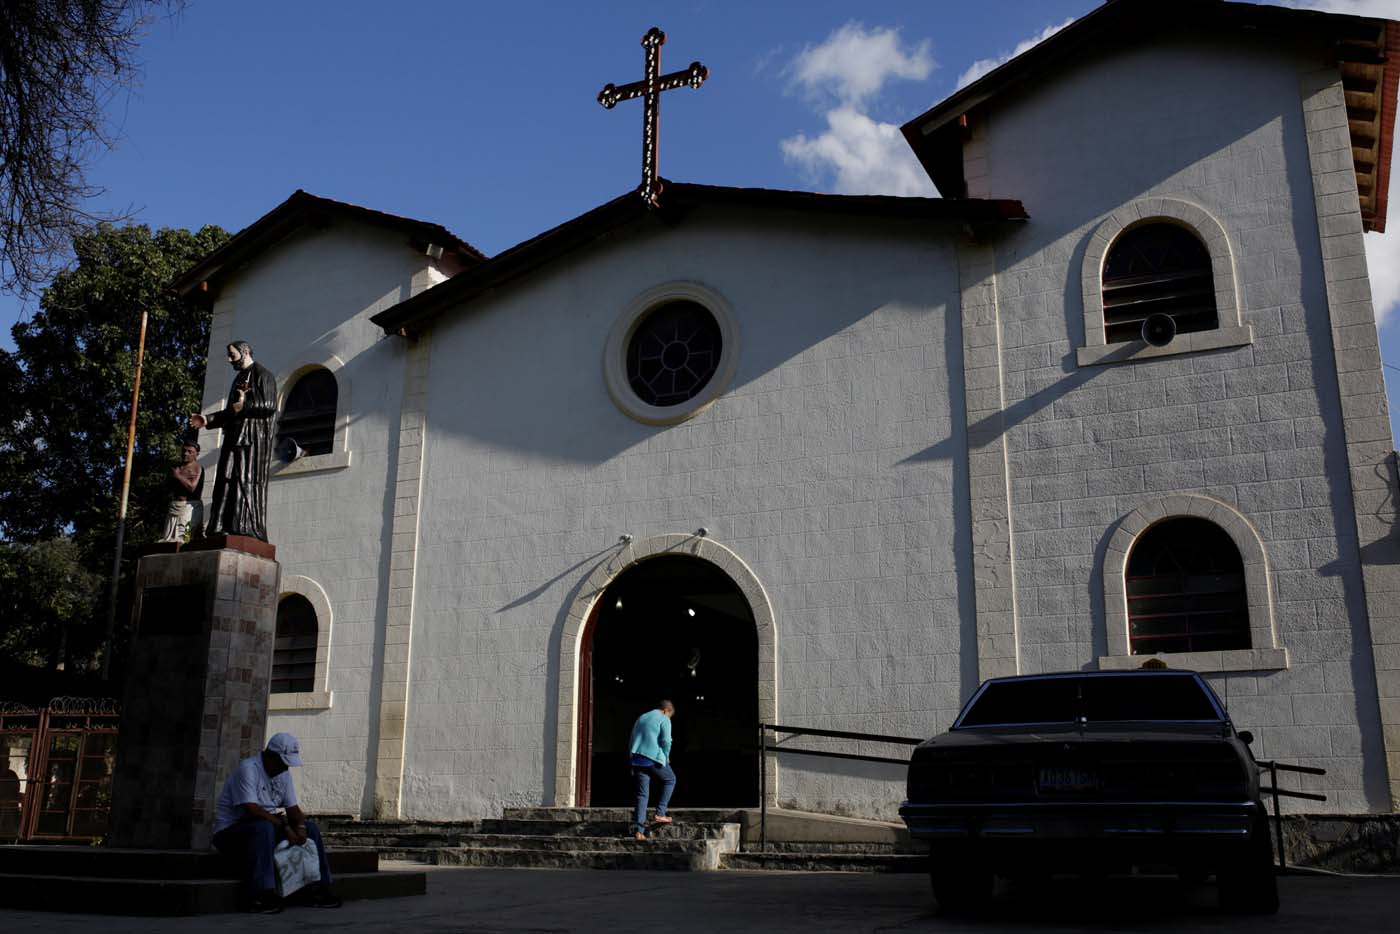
[1218,818,1279,915]
[930,858,993,915]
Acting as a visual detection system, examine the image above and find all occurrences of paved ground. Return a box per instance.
[3,864,1398,933]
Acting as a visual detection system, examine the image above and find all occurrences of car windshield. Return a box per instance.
[956,674,1221,727]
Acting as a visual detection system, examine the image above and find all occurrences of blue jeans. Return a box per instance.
[631,762,676,834]
[212,817,333,896]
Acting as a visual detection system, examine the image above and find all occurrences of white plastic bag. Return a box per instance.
[272,838,322,898]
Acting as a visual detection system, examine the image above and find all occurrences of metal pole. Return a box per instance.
[101,308,149,680]
[759,723,767,854]
[1270,762,1285,869]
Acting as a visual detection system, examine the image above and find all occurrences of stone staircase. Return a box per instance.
[321,807,929,873]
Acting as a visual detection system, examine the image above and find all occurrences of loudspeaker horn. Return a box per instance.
[275,436,305,464]
[1141,312,1177,347]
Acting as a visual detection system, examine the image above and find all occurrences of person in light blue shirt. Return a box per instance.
[628,700,676,839]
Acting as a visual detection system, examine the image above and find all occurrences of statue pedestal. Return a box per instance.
[108,545,280,849]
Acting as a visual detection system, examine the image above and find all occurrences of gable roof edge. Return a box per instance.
[171,190,487,303]
[369,181,1028,337]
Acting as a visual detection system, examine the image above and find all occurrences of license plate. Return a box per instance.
[1038,766,1097,793]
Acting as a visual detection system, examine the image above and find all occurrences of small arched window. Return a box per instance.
[1126,517,1249,655]
[272,595,318,694]
[278,369,338,457]
[1102,223,1217,344]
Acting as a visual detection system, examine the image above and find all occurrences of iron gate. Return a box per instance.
[0,697,120,843]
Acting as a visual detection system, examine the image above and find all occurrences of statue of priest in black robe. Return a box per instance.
[191,340,278,541]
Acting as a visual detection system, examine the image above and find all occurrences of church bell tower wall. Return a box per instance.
[967,33,1391,812]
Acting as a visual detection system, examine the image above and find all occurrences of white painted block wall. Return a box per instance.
[198,223,443,815]
[405,209,973,819]
[976,35,1389,811]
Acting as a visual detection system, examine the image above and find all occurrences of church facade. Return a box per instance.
[176,0,1400,819]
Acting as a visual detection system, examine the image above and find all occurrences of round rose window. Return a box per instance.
[626,300,723,407]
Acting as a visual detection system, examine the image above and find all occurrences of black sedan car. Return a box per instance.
[900,670,1277,914]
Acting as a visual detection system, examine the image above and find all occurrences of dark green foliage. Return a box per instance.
[0,538,103,670]
[0,222,228,673]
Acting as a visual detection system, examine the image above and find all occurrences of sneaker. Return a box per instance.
[311,886,343,909]
[249,892,282,914]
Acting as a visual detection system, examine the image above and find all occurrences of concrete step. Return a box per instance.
[320,832,473,849]
[455,833,731,854]
[0,869,425,915]
[740,841,922,855]
[320,818,480,835]
[0,844,378,880]
[719,852,930,873]
[478,818,736,840]
[429,845,719,872]
[504,807,747,823]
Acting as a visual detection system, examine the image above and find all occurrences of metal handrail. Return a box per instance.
[1254,759,1328,869]
[757,722,922,853]
[752,728,1327,868]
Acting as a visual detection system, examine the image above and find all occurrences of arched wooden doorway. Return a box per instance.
[576,555,758,807]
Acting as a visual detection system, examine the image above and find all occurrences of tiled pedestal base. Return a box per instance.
[108,548,280,850]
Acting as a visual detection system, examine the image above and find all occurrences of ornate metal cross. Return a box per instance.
[597,27,709,207]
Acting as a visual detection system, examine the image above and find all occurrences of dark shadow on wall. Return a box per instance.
[1089,518,1127,666]
[940,281,983,710]
[358,339,414,819]
[419,209,967,467]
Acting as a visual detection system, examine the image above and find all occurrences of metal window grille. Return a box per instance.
[277,368,338,456]
[1126,517,1250,655]
[1102,223,1217,344]
[272,595,318,694]
[626,301,722,407]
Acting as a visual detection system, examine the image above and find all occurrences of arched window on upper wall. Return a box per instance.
[1126,517,1249,656]
[277,368,338,457]
[1102,223,1217,344]
[272,595,318,694]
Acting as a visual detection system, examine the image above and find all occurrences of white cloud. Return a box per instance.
[1366,224,1400,329]
[782,106,936,197]
[955,18,1075,90]
[1272,0,1400,16]
[789,23,934,105]
[780,24,938,196]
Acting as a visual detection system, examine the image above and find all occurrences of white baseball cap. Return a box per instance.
[266,732,302,766]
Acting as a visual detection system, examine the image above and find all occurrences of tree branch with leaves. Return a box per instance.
[0,1,182,296]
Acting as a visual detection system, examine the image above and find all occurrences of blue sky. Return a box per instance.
[4,0,1400,433]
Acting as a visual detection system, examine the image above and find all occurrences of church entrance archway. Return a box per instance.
[577,555,758,807]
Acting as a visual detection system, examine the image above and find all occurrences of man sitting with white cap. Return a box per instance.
[212,732,341,913]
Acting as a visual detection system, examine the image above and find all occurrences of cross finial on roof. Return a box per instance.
[597,27,709,207]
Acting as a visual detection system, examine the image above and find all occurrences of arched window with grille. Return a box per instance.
[1102,223,1217,344]
[272,595,318,694]
[277,368,338,457]
[1126,517,1249,656]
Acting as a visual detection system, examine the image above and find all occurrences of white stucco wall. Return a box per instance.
[974,34,1388,811]
[403,207,973,819]
[198,222,446,814]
